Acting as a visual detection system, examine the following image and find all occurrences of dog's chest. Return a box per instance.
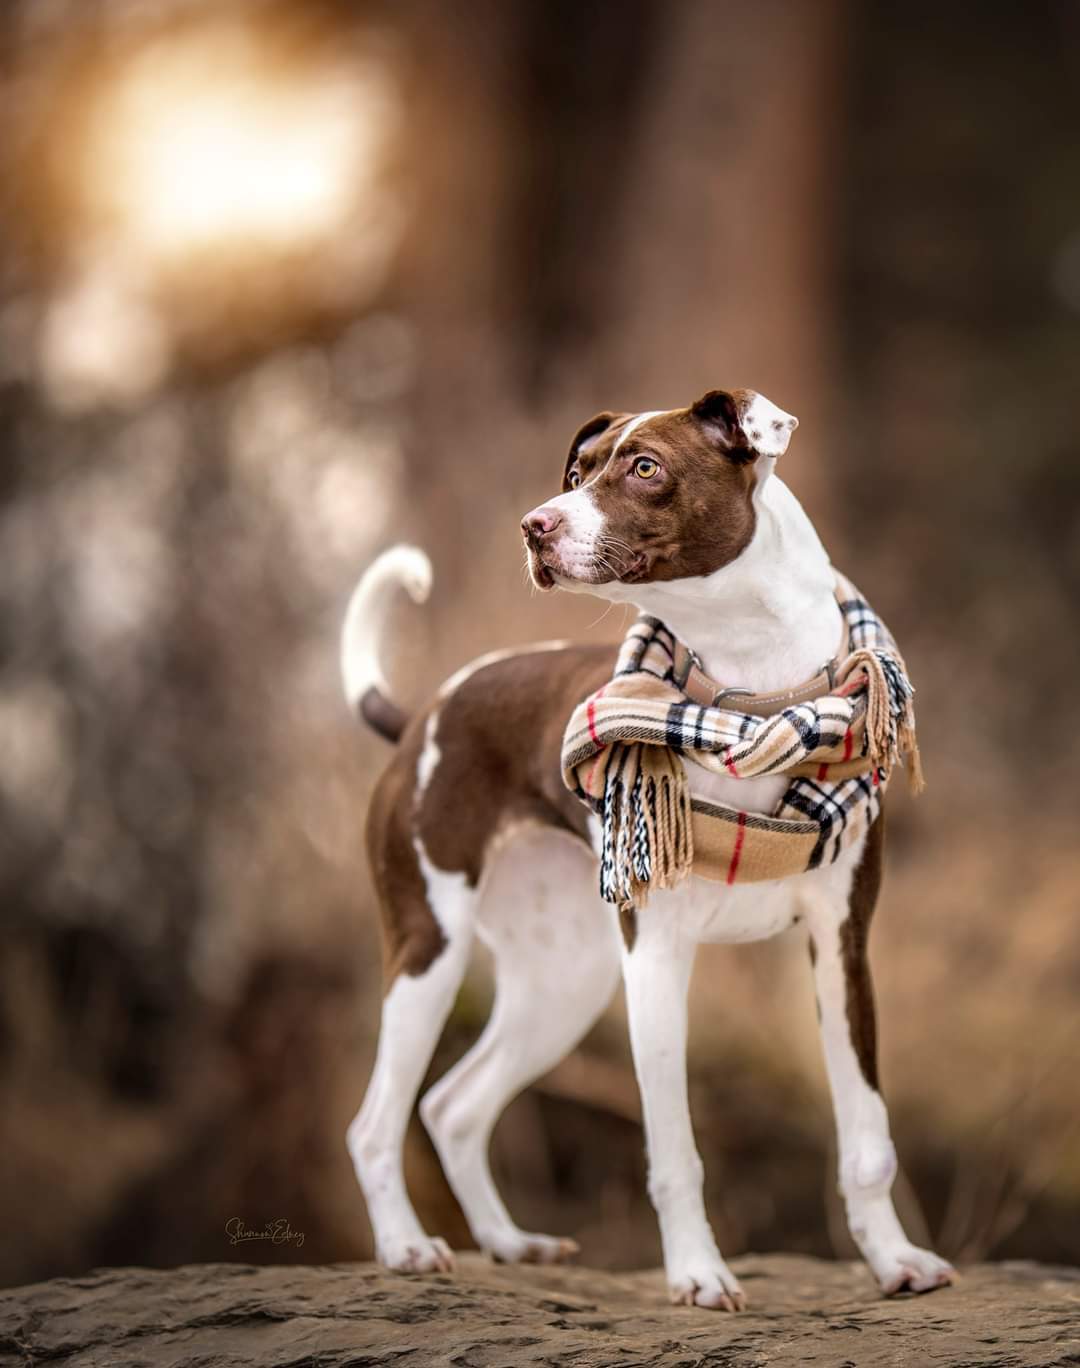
[585,760,845,946]
[669,688,814,941]
[645,761,854,945]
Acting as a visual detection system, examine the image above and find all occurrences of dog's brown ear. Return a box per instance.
[691,390,752,461]
[691,390,742,440]
[568,411,620,456]
[562,411,624,486]
[692,389,798,459]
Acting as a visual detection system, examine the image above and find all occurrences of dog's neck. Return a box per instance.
[597,475,842,695]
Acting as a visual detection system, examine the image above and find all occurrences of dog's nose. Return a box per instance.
[521,507,564,544]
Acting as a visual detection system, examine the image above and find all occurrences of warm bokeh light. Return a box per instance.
[84,29,392,262]
[39,257,169,411]
[31,21,402,409]
[118,91,354,255]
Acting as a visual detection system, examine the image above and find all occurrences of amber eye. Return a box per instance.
[633,456,660,479]
[567,470,581,489]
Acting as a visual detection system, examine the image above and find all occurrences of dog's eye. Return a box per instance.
[567,470,581,489]
[632,457,660,480]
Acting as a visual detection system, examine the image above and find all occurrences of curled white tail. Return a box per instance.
[341,545,432,734]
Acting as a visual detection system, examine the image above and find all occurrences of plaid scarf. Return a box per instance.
[561,574,923,906]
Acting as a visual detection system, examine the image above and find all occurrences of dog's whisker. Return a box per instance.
[588,552,621,582]
[585,598,618,630]
[592,552,624,573]
[594,538,636,577]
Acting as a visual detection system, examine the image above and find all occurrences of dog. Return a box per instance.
[340,389,955,1310]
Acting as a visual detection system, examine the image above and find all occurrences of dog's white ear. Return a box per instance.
[734,390,798,457]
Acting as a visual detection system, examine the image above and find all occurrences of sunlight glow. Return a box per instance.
[86,31,390,261]
[38,26,402,408]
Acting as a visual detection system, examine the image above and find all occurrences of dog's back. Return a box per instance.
[362,634,613,982]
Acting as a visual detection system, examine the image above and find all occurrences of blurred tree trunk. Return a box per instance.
[395,0,845,675]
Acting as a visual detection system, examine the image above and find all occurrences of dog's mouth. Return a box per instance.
[529,556,557,591]
[526,545,650,591]
[525,547,562,591]
[618,551,650,583]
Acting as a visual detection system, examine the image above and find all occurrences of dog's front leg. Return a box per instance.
[622,899,746,1311]
[803,822,955,1295]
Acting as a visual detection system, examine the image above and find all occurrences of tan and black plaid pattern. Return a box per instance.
[562,574,920,902]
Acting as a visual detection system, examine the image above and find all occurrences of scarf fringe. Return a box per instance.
[845,647,926,796]
[600,748,693,908]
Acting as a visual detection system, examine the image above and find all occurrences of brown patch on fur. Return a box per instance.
[369,645,614,988]
[549,394,759,586]
[366,737,447,986]
[808,934,821,1020]
[417,647,612,876]
[839,812,886,1091]
[359,685,408,744]
[618,902,637,952]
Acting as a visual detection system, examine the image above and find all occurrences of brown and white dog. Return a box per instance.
[340,390,955,1310]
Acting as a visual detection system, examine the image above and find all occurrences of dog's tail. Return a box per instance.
[340,544,432,743]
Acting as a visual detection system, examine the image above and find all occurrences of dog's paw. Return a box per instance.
[487,1230,580,1265]
[379,1234,455,1274]
[668,1259,747,1311]
[875,1244,956,1296]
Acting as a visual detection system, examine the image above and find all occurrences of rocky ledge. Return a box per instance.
[2,1253,1078,1367]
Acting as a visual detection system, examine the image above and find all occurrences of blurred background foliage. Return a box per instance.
[1,0,1078,1289]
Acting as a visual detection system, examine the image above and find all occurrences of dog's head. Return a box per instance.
[521,390,798,592]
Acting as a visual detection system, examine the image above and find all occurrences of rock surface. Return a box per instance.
[2,1253,1079,1367]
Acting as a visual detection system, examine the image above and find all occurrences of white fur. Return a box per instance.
[347,448,953,1305]
[802,884,954,1293]
[612,409,666,453]
[341,544,431,708]
[346,823,474,1274]
[415,709,442,794]
[534,486,605,576]
[420,828,621,1264]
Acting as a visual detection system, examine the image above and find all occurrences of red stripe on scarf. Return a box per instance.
[819,729,852,782]
[724,748,739,778]
[587,689,605,748]
[726,811,747,885]
[584,688,606,791]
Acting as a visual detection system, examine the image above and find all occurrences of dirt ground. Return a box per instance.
[2,1253,1078,1368]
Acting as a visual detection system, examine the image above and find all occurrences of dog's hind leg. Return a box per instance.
[803,817,955,1296]
[420,828,621,1265]
[347,834,476,1273]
